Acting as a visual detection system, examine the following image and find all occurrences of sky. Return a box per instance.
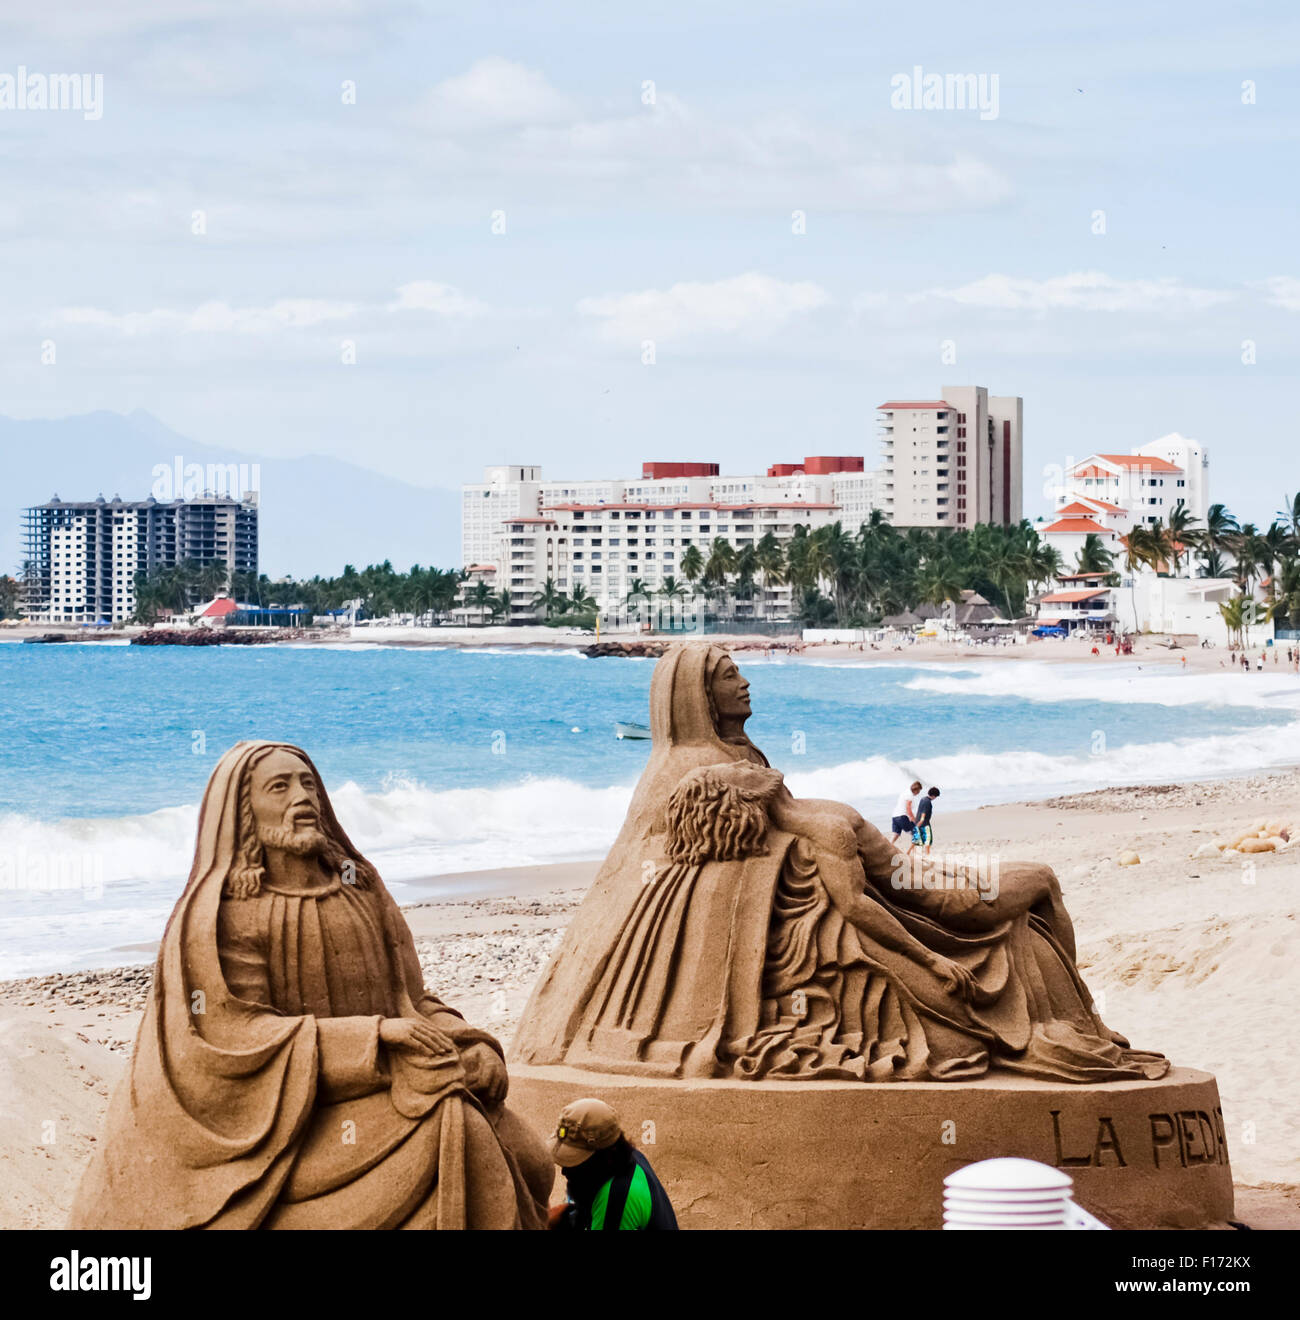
[2,0,1298,547]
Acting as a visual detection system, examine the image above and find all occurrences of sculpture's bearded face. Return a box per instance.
[248,749,332,858]
[709,657,752,724]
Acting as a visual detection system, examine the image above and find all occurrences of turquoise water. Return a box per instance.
[2,641,1298,976]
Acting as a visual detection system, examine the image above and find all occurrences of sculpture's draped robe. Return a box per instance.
[70,742,545,1230]
[513,645,1167,1084]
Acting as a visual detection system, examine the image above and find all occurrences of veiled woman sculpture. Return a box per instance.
[513,644,1167,1084]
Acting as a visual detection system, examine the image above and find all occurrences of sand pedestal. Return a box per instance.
[508,1063,1234,1229]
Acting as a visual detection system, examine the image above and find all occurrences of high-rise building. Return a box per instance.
[877,385,1023,528]
[460,465,544,571]
[21,493,258,624]
[459,457,881,619]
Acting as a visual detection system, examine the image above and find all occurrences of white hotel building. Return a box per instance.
[1038,434,1210,570]
[1031,433,1250,643]
[461,459,880,621]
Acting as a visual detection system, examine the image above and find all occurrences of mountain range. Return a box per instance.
[1,411,460,580]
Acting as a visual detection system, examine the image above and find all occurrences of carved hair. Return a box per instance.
[664,763,782,864]
[225,751,378,897]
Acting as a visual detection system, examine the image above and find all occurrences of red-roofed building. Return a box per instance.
[1049,434,1208,534]
[1042,516,1109,536]
[462,456,881,620]
[1034,585,1117,632]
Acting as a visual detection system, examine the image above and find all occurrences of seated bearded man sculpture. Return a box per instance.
[71,741,551,1230]
[513,644,1167,1085]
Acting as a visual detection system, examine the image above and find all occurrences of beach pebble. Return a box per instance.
[1118,850,1141,867]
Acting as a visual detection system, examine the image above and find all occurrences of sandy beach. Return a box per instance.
[3,770,1298,1229]
[7,616,1289,677]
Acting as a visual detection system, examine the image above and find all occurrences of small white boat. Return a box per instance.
[615,721,651,740]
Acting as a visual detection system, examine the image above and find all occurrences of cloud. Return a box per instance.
[913,271,1234,313]
[419,57,576,130]
[577,272,830,344]
[0,0,390,40]
[53,282,499,338]
[55,298,357,336]
[408,66,1010,216]
[1260,276,1300,311]
[386,281,490,316]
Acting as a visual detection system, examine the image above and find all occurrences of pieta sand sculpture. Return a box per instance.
[510,644,1233,1227]
[515,643,1164,1081]
[71,742,551,1229]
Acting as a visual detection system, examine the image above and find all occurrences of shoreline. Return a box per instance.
[4,619,1280,673]
[3,770,1298,1228]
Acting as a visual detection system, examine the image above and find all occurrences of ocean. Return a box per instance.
[2,640,1298,977]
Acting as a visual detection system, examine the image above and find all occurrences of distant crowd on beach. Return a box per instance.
[1224,646,1300,673]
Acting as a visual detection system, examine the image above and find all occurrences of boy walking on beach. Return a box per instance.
[907,786,940,856]
[891,780,922,843]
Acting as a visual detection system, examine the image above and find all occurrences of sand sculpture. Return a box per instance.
[71,742,551,1229]
[515,643,1169,1084]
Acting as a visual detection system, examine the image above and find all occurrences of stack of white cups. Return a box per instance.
[943,1158,1076,1230]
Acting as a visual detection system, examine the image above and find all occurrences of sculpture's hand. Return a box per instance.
[927,955,978,1002]
[460,1041,508,1106]
[379,1017,456,1057]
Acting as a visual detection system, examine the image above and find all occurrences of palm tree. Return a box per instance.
[0,574,20,619]
[795,586,836,626]
[1164,500,1200,576]
[624,578,651,625]
[1218,595,1247,649]
[1273,559,1300,629]
[1199,504,1239,578]
[817,522,860,624]
[679,544,704,600]
[1276,492,1300,541]
[753,531,787,621]
[731,545,758,615]
[1120,527,1157,632]
[465,579,495,625]
[1075,534,1114,575]
[1229,523,1263,594]
[1029,541,1063,595]
[1199,549,1229,579]
[1146,523,1175,575]
[657,576,687,629]
[703,539,737,616]
[567,583,593,616]
[1257,523,1291,602]
[981,539,1027,620]
[914,554,964,618]
[529,577,567,620]
[784,525,815,596]
[196,560,229,600]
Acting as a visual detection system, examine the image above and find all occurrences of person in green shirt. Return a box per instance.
[549,1098,678,1231]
